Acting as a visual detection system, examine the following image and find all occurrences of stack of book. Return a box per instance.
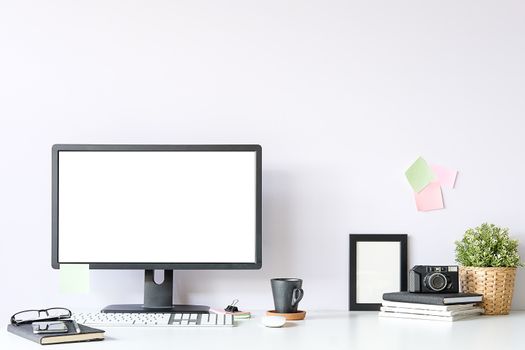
[379,292,484,322]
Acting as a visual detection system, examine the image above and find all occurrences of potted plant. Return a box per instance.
[455,223,522,315]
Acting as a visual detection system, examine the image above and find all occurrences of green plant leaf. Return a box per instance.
[454,223,523,267]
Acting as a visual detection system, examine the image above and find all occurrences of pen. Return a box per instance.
[71,319,81,334]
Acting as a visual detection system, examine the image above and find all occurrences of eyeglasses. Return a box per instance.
[10,307,72,326]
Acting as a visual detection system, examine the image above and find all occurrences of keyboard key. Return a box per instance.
[225,314,233,325]
[217,314,224,325]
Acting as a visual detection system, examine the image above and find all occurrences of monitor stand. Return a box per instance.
[101,270,210,314]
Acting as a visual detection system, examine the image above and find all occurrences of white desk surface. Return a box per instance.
[2,311,524,349]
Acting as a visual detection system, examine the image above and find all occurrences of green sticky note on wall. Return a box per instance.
[405,157,436,192]
[59,264,90,293]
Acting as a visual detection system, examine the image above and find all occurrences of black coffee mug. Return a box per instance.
[271,278,304,313]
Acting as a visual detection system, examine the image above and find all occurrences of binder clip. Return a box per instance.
[225,299,239,313]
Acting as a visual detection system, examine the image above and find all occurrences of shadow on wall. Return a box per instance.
[512,243,525,308]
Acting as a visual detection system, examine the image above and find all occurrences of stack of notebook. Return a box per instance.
[379,292,484,322]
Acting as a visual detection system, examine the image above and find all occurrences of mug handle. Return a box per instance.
[291,288,304,306]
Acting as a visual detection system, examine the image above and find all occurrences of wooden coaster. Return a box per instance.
[266,310,306,320]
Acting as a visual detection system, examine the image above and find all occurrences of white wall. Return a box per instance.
[2,0,525,319]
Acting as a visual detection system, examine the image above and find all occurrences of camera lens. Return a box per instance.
[427,273,447,291]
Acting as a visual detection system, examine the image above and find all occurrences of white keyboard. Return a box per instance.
[73,312,234,327]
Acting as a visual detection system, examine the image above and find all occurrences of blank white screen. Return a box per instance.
[58,151,257,263]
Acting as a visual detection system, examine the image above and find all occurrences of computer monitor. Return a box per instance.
[52,144,262,313]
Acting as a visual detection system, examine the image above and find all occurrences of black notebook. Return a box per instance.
[7,320,104,345]
[383,292,483,305]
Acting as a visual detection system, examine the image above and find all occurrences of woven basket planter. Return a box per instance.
[459,266,516,315]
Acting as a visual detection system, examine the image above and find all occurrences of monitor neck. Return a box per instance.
[144,269,173,309]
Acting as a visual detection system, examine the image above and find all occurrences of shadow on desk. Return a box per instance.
[282,322,299,328]
[303,312,351,321]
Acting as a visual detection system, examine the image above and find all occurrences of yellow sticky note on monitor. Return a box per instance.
[59,264,90,293]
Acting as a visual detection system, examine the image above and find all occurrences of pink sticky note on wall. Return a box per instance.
[414,182,444,211]
[431,165,458,188]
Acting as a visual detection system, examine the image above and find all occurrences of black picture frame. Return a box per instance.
[349,234,407,311]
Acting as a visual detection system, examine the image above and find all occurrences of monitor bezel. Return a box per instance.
[51,144,262,270]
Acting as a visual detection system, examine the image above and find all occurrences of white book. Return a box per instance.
[380,306,484,317]
[378,311,479,322]
[382,300,477,311]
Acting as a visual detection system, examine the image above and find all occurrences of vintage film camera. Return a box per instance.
[408,265,459,293]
